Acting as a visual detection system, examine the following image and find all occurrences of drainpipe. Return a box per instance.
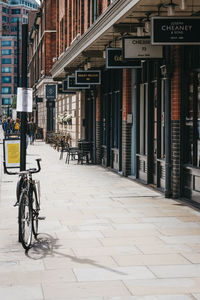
[164,47,172,198]
[94,0,98,21]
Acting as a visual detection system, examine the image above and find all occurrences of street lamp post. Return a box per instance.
[20,24,28,171]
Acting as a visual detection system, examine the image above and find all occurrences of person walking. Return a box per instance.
[2,119,7,134]
[5,118,11,135]
[10,119,15,133]
[14,118,20,133]
[27,117,36,145]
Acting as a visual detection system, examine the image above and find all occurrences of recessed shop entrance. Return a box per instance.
[136,62,166,191]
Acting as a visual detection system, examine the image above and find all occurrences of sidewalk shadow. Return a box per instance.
[25,233,127,276]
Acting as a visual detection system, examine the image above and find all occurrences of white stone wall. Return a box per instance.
[56,92,83,147]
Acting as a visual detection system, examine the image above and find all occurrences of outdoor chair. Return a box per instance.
[65,145,79,164]
[77,140,93,164]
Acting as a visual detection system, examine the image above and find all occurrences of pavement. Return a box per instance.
[1,129,200,300]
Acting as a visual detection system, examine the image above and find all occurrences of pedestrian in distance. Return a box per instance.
[27,117,37,145]
[2,119,7,134]
[14,118,20,133]
[6,118,11,134]
[10,118,15,133]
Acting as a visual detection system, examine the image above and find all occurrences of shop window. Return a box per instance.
[160,81,165,159]
[197,73,200,167]
[184,72,200,167]
[139,84,147,155]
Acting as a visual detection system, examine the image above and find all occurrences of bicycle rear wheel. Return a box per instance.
[32,186,39,238]
[18,191,32,250]
[16,176,24,203]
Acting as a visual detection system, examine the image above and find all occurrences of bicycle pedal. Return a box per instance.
[38,216,46,220]
[13,202,19,207]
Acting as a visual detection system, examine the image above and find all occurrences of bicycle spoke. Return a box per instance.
[19,192,32,250]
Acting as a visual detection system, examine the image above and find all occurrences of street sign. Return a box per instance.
[75,70,101,85]
[123,37,163,60]
[151,17,200,45]
[36,97,43,103]
[106,48,141,69]
[46,84,56,100]
[68,76,90,89]
[3,138,20,168]
[16,87,33,112]
[62,79,76,93]
[58,83,76,94]
[46,101,55,108]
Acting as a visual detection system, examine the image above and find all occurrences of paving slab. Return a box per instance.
[0,130,200,300]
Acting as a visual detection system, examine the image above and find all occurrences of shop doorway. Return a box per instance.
[47,103,55,132]
[136,70,165,191]
[101,69,122,172]
[85,90,96,163]
[182,71,200,204]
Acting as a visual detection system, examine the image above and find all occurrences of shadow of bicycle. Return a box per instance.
[26,233,127,276]
[25,233,58,260]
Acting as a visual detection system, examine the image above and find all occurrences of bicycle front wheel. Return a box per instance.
[32,186,39,238]
[18,191,32,250]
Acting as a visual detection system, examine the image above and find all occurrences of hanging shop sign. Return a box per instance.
[46,101,55,108]
[123,37,163,60]
[75,70,101,85]
[45,84,56,100]
[59,82,76,94]
[16,87,33,112]
[35,97,43,103]
[106,48,141,69]
[151,17,200,45]
[67,76,90,89]
[58,84,66,94]
[3,138,20,168]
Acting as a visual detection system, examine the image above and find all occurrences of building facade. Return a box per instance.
[0,0,38,117]
[28,0,58,139]
[29,0,200,206]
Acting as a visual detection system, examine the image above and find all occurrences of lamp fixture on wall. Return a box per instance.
[166,0,177,16]
[84,63,88,70]
[144,13,151,33]
[87,61,91,69]
[180,0,187,10]
[137,18,144,37]
[137,26,144,36]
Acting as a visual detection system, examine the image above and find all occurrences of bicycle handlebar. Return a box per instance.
[3,161,18,175]
[3,159,42,175]
[33,159,41,174]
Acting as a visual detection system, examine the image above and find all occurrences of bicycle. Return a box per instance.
[4,158,45,250]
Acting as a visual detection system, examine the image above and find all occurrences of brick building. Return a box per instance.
[0,0,38,117]
[28,0,57,138]
[29,0,200,206]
